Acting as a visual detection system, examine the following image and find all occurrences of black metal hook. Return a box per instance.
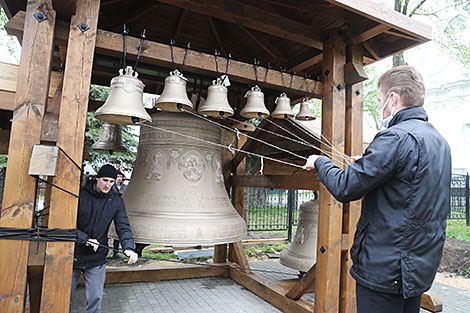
[264,62,271,83]
[224,53,232,76]
[169,39,176,70]
[289,70,296,89]
[214,49,220,73]
[122,24,129,69]
[280,66,286,87]
[133,29,146,72]
[253,58,260,83]
[180,42,191,73]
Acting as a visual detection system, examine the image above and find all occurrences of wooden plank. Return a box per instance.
[228,241,250,273]
[6,11,323,97]
[289,54,323,73]
[286,264,316,300]
[350,24,389,45]
[315,28,346,313]
[0,129,10,154]
[340,44,364,313]
[420,291,443,312]
[231,173,319,190]
[39,1,100,312]
[230,268,314,313]
[240,26,288,64]
[102,265,228,285]
[275,279,315,293]
[158,0,323,50]
[27,241,46,313]
[362,39,380,60]
[174,8,188,42]
[0,2,56,312]
[208,17,227,56]
[326,0,432,41]
[0,62,63,111]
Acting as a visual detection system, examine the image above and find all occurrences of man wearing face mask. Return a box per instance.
[304,65,451,313]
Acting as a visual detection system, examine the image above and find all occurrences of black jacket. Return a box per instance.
[315,106,451,298]
[74,180,135,269]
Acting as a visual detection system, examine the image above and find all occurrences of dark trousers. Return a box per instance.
[356,282,422,313]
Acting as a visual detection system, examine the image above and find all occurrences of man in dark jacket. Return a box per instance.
[70,164,138,313]
[304,65,451,313]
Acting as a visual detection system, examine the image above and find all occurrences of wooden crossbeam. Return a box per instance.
[208,17,227,56]
[6,11,323,97]
[286,264,316,300]
[350,24,389,45]
[240,26,289,64]
[39,1,100,312]
[0,1,56,312]
[157,0,323,50]
[231,173,319,190]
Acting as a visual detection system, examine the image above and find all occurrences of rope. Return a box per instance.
[138,122,305,169]
[181,108,308,161]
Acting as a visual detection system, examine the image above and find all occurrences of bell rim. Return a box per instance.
[95,112,152,125]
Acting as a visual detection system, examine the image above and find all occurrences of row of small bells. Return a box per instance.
[92,65,318,272]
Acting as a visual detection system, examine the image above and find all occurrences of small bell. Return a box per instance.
[95,66,152,125]
[154,69,193,112]
[198,78,234,117]
[295,99,316,120]
[280,198,319,273]
[92,122,127,153]
[271,93,294,119]
[240,85,269,119]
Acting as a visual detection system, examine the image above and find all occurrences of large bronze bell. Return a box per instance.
[198,78,234,117]
[92,122,127,153]
[240,85,270,119]
[280,198,319,272]
[95,66,152,125]
[295,99,316,120]
[271,93,294,119]
[154,69,193,112]
[112,111,247,245]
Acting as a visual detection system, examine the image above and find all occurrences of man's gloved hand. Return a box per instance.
[124,249,138,264]
[303,155,320,171]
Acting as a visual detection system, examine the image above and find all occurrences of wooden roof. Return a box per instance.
[1,0,431,98]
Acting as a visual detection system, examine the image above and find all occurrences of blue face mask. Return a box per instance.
[379,95,396,128]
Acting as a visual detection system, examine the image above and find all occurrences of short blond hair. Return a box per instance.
[378,65,425,107]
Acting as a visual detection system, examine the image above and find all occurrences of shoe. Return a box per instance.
[112,253,125,260]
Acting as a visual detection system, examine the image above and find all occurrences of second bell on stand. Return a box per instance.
[94,66,152,125]
[240,85,270,119]
[296,99,317,120]
[198,78,234,117]
[154,69,193,112]
[271,93,294,119]
[92,122,127,153]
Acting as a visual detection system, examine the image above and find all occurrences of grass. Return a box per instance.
[446,219,470,242]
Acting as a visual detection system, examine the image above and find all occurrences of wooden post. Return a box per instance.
[39,1,100,312]
[340,44,364,313]
[315,28,346,313]
[0,1,56,312]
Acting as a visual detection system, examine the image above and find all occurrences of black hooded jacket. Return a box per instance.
[314,106,451,298]
[74,180,135,269]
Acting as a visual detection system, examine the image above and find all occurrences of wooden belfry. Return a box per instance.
[0,1,435,312]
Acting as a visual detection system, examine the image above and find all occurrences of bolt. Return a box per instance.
[324,69,330,77]
[320,246,326,254]
[355,90,361,96]
[78,22,89,32]
[34,11,47,22]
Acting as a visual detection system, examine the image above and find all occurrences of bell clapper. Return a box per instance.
[177,103,184,112]
[131,116,140,125]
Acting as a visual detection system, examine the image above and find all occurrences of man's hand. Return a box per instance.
[303,155,320,171]
[86,239,99,252]
[124,250,138,264]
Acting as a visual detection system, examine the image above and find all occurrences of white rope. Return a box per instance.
[138,123,306,169]
[181,108,308,161]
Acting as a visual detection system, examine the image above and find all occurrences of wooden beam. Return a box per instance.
[344,61,368,85]
[340,44,364,313]
[157,0,323,50]
[288,54,323,73]
[350,24,389,45]
[100,0,158,29]
[230,269,314,313]
[174,8,188,42]
[286,264,316,300]
[39,1,100,312]
[326,0,432,41]
[103,265,228,284]
[208,17,227,56]
[0,2,56,312]
[6,11,322,96]
[231,173,319,190]
[315,28,346,313]
[240,26,288,64]
[420,292,443,312]
[383,29,419,41]
[228,242,250,273]
[362,39,380,60]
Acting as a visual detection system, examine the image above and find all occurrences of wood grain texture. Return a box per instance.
[39,1,100,312]
[0,1,55,312]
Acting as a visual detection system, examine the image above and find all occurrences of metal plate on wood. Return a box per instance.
[28,144,59,176]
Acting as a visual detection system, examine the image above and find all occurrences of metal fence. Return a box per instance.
[245,174,470,233]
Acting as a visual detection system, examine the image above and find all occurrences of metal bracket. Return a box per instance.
[77,22,89,32]
[34,11,47,23]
